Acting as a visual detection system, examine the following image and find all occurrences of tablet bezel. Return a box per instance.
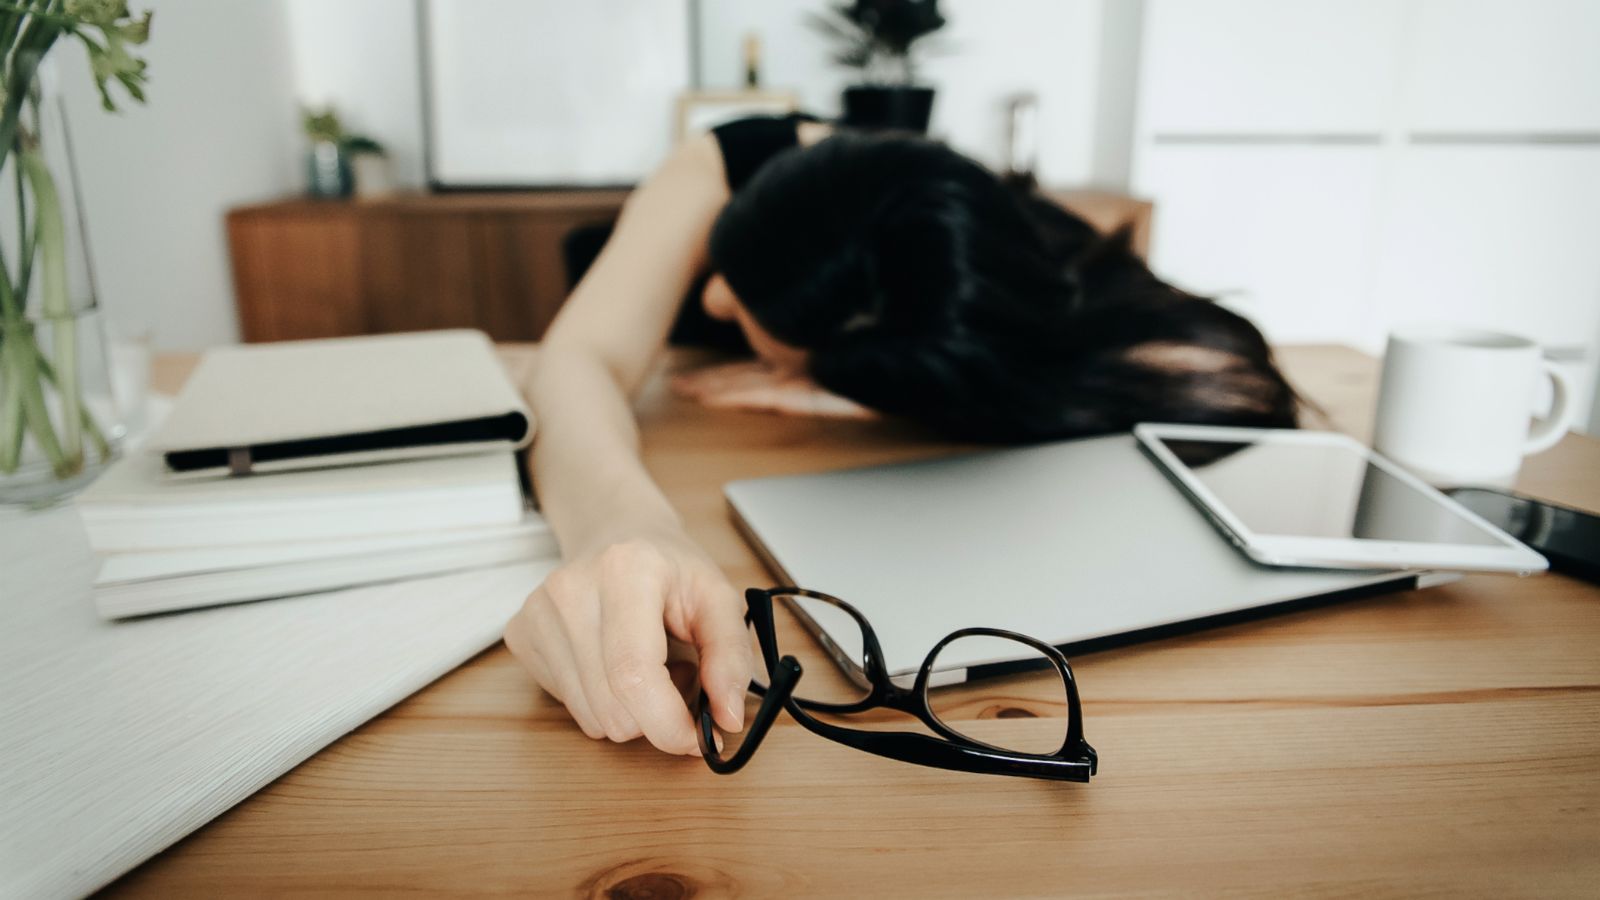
[1132,423,1548,574]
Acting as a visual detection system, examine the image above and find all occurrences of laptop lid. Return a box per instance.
[725,434,1428,686]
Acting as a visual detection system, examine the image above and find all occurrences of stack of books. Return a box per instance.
[75,330,557,620]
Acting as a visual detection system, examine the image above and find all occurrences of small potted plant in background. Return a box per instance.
[302,106,386,199]
[302,107,349,198]
[809,0,947,133]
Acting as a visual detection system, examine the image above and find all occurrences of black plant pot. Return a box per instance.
[841,85,935,133]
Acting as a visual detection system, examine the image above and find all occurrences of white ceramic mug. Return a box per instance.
[1372,327,1575,487]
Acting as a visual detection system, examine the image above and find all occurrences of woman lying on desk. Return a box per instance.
[503,116,1297,755]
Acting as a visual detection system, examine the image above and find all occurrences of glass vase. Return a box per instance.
[0,56,124,506]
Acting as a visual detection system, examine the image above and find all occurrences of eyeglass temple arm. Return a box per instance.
[698,657,802,774]
[793,712,1096,783]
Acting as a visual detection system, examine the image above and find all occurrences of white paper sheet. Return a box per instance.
[0,505,555,899]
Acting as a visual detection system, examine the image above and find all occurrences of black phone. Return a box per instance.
[1446,487,1600,583]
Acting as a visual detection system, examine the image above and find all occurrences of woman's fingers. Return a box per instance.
[503,611,555,688]
[596,544,702,755]
[506,537,756,756]
[505,588,608,740]
[548,575,645,743]
[684,580,757,734]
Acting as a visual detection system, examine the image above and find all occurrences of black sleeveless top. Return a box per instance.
[714,114,810,192]
[667,114,813,350]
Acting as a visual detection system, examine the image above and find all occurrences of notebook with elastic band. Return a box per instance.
[150,329,534,475]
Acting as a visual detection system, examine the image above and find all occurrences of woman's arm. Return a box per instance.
[533,135,724,554]
[503,134,754,755]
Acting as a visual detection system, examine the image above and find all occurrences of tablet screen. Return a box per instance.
[1156,438,1502,546]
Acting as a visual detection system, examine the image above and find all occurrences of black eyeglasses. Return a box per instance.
[696,587,1097,782]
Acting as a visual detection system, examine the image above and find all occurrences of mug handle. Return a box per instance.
[1523,360,1576,456]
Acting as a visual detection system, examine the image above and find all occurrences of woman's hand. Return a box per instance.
[503,531,755,756]
[671,361,877,419]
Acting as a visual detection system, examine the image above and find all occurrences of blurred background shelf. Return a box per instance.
[226,191,626,343]
[225,189,1152,344]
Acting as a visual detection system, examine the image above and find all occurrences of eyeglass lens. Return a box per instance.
[749,592,873,706]
[924,634,1072,756]
[706,593,874,762]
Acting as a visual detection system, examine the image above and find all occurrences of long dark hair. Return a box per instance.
[709,133,1297,442]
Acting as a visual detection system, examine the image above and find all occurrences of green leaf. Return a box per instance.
[340,134,385,156]
[63,0,126,28]
[303,106,344,143]
[111,9,149,44]
[71,7,152,111]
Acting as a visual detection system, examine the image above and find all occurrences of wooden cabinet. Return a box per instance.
[227,192,627,343]
[226,190,1152,344]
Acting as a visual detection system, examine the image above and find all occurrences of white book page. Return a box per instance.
[0,506,555,898]
[96,514,551,584]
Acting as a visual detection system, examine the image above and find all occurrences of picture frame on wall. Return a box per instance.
[422,0,692,188]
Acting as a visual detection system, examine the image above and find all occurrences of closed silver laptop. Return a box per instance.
[725,434,1437,686]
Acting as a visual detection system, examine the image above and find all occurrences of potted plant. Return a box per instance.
[809,0,947,133]
[302,106,385,199]
[302,107,349,198]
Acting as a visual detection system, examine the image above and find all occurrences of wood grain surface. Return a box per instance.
[113,345,1600,898]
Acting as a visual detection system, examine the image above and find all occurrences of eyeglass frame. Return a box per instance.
[695,587,1098,782]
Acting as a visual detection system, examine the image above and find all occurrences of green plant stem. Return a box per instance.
[2,322,70,476]
[14,149,35,303]
[0,9,23,56]
[0,337,22,471]
[0,141,22,474]
[0,10,61,164]
[0,250,16,326]
[20,142,77,467]
[0,2,81,29]
[37,350,107,459]
[49,317,77,463]
[30,335,106,456]
[0,320,108,474]
[0,178,14,323]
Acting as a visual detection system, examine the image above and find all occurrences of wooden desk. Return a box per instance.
[115,346,1599,897]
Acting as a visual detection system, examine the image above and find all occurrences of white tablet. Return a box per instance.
[1133,424,1548,574]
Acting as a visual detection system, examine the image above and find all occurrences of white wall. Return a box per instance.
[59,0,300,350]
[284,0,426,190]
[1087,0,1145,191]
[697,0,1108,187]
